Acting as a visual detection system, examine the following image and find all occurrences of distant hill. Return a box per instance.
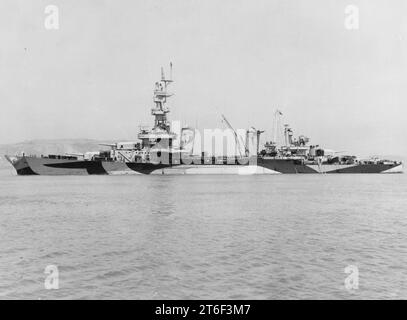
[0,138,118,156]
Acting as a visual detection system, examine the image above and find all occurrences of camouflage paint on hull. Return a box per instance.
[5,156,403,175]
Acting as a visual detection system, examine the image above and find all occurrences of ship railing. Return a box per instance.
[139,125,153,133]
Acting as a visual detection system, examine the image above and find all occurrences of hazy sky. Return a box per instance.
[0,0,406,157]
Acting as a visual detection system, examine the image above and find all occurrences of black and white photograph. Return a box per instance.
[0,0,406,308]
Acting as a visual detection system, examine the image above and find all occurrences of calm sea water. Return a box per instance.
[0,163,406,299]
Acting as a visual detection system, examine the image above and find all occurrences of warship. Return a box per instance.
[5,65,403,175]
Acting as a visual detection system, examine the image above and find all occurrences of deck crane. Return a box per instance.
[272,109,283,145]
[221,114,247,157]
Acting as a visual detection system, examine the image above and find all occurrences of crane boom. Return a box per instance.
[221,114,246,157]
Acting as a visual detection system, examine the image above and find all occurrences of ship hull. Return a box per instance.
[5,156,403,175]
